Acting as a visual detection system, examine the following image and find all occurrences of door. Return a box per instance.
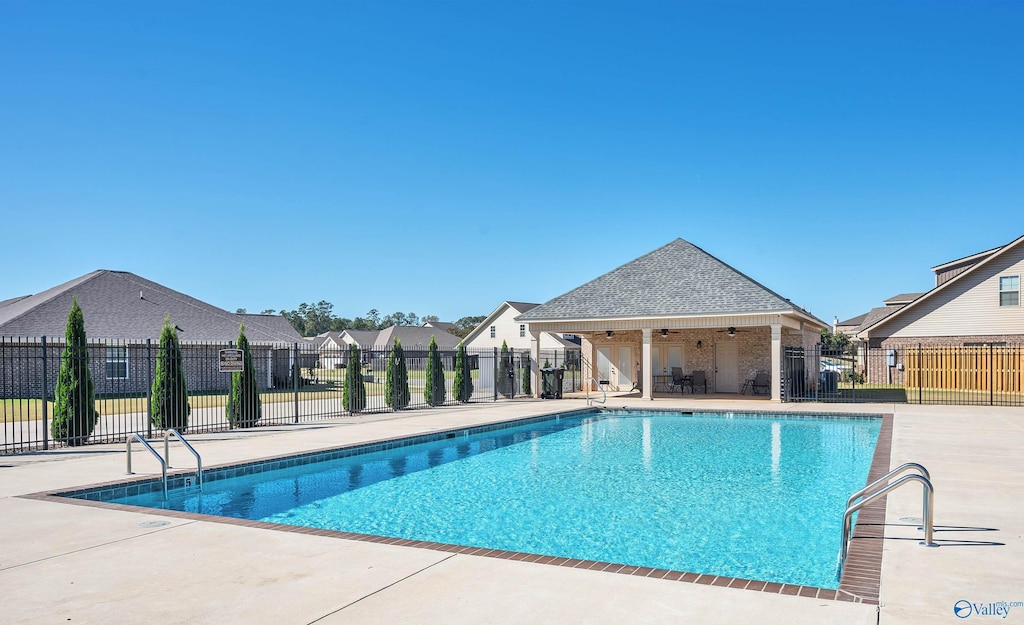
[715,341,739,393]
[617,346,633,390]
[597,346,631,390]
[597,347,613,386]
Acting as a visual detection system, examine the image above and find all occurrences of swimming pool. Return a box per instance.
[70,409,881,590]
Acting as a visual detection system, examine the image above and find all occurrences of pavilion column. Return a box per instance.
[770,323,782,402]
[641,328,653,400]
[529,330,541,399]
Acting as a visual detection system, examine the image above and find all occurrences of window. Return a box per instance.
[999,276,1020,306]
[520,324,526,337]
[105,346,128,379]
[490,325,496,338]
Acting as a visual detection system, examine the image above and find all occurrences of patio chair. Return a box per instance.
[670,367,685,393]
[752,372,770,395]
[689,370,707,394]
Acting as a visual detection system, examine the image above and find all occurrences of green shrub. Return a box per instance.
[226,324,262,428]
[386,339,410,409]
[50,297,99,446]
[454,341,473,402]
[344,344,367,413]
[150,316,190,432]
[521,358,531,396]
[424,336,446,406]
[497,341,512,397]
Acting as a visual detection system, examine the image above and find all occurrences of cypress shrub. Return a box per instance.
[424,336,446,406]
[497,341,512,397]
[226,324,262,427]
[521,356,531,396]
[454,341,473,402]
[150,316,190,432]
[385,338,410,409]
[344,344,366,413]
[51,297,99,446]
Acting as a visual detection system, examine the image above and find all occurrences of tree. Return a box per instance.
[51,297,99,446]
[385,338,410,409]
[448,315,486,338]
[497,341,512,397]
[521,356,531,396]
[454,341,473,402]
[422,314,440,324]
[344,344,366,413]
[259,309,277,315]
[226,324,262,427]
[235,307,247,314]
[821,328,852,354]
[424,335,446,406]
[150,316,190,432]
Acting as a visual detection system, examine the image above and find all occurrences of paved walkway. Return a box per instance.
[1,398,1021,624]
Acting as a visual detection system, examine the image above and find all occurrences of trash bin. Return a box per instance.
[820,370,839,394]
[541,368,564,399]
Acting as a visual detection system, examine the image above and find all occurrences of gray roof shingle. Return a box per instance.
[517,239,808,321]
[0,270,303,343]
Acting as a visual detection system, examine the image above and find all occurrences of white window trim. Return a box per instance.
[999,275,1020,307]
[105,346,129,380]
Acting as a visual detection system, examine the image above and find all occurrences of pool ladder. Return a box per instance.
[838,462,937,577]
[586,377,608,406]
[126,429,203,501]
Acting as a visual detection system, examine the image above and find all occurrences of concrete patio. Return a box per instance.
[1,398,1021,624]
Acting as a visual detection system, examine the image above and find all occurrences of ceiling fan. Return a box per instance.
[715,326,747,337]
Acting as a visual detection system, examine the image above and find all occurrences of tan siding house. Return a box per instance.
[858,235,1024,346]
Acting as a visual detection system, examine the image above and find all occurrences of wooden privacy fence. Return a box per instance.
[905,345,1024,393]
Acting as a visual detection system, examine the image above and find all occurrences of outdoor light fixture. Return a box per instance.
[727,327,736,337]
[606,330,613,337]
[697,340,702,349]
[660,329,669,337]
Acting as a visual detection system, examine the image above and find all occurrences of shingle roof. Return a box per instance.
[882,292,925,305]
[517,238,809,321]
[374,325,462,350]
[837,312,868,327]
[853,306,902,334]
[0,270,302,343]
[423,321,458,331]
[237,314,304,343]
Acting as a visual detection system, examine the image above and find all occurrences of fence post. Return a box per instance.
[293,343,300,424]
[990,343,994,406]
[228,340,234,430]
[41,336,49,450]
[921,340,929,403]
[146,338,153,439]
[493,347,498,401]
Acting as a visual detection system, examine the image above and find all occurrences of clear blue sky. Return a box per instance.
[2,1,1021,324]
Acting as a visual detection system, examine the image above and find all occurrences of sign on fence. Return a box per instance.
[219,349,244,372]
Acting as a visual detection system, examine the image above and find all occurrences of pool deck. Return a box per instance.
[1,398,1021,624]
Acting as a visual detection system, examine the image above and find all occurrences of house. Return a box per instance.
[515,238,827,400]
[0,270,304,398]
[855,235,1024,347]
[315,325,464,371]
[463,301,583,361]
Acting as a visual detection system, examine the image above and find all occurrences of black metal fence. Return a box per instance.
[0,337,574,454]
[783,343,1024,406]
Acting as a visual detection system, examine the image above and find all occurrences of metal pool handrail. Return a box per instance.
[126,434,167,501]
[586,377,607,406]
[847,462,931,509]
[839,473,937,575]
[163,428,203,492]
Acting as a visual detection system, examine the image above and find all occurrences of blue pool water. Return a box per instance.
[96,410,880,589]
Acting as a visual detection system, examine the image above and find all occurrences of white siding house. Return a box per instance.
[463,301,578,352]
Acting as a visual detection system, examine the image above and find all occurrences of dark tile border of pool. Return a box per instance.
[21,408,892,605]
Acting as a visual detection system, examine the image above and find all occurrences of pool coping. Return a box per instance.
[19,408,892,605]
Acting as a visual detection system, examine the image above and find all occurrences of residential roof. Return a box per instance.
[852,306,903,334]
[859,234,1024,337]
[237,314,304,343]
[374,325,463,350]
[836,312,868,328]
[882,292,925,306]
[930,245,1003,272]
[341,330,380,346]
[0,270,303,343]
[0,295,31,311]
[422,321,458,331]
[516,238,818,322]
[506,302,539,314]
